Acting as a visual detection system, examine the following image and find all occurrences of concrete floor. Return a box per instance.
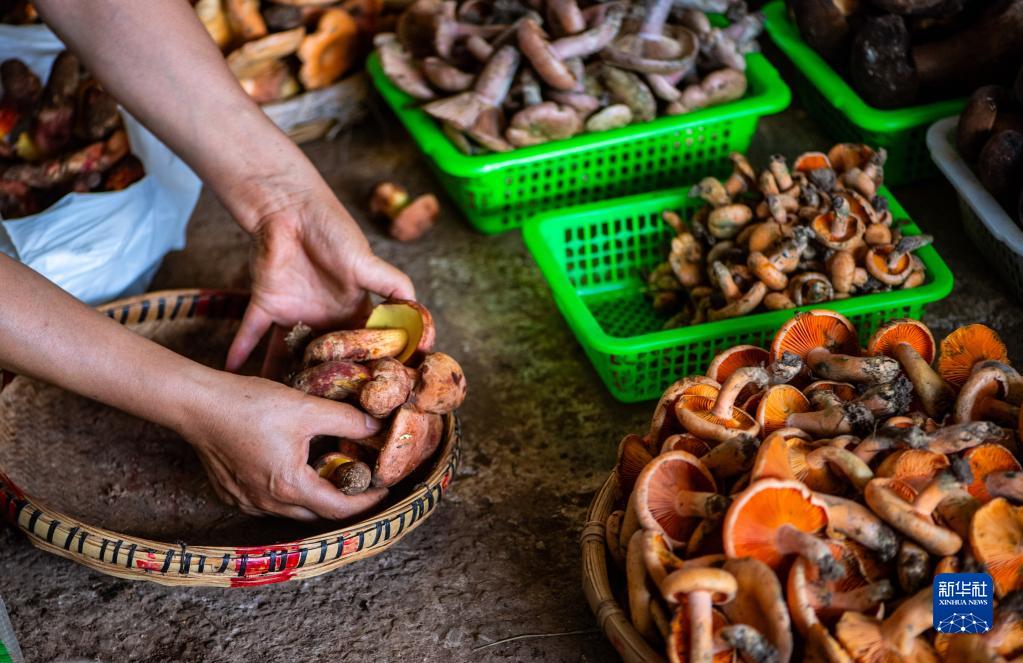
[2,86,1023,662]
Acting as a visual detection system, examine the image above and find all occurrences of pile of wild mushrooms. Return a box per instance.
[606,310,1023,661]
[375,0,762,153]
[649,143,931,329]
[282,300,467,493]
[789,0,1023,109]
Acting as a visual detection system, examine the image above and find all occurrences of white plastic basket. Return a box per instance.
[927,116,1023,300]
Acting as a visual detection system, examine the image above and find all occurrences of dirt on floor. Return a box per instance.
[2,93,1023,663]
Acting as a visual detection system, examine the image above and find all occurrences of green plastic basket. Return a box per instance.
[523,186,955,403]
[367,52,790,234]
[762,1,965,186]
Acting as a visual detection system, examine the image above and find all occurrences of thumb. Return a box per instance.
[226,303,273,372]
[307,397,383,440]
[358,254,416,301]
[293,465,389,520]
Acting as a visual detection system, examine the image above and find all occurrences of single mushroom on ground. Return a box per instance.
[369,181,440,241]
[723,478,843,580]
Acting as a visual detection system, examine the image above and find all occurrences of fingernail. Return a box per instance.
[364,414,383,433]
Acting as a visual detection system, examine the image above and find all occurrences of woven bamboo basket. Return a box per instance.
[263,73,369,145]
[582,473,666,663]
[0,288,460,587]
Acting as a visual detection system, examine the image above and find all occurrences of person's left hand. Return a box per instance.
[225,185,414,373]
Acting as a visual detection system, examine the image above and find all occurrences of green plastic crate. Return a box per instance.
[762,1,965,186]
[367,52,790,234]
[523,187,955,403]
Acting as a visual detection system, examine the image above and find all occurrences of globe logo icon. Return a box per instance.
[936,613,992,634]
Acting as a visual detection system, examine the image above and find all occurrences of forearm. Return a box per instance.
[0,254,218,432]
[31,0,326,231]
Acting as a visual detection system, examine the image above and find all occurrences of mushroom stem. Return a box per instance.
[786,402,873,438]
[865,476,963,556]
[775,524,843,580]
[689,591,715,663]
[880,587,933,656]
[897,540,930,594]
[767,351,803,386]
[716,625,779,663]
[701,434,759,479]
[817,493,898,562]
[887,235,932,270]
[805,446,873,492]
[711,366,770,420]
[551,2,624,59]
[676,490,732,520]
[639,0,673,37]
[807,347,900,384]
[927,420,1006,454]
[813,580,894,613]
[891,341,953,418]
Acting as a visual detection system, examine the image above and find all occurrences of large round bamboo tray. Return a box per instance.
[0,289,460,587]
[581,473,665,663]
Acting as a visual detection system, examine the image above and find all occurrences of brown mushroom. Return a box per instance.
[955,361,1022,426]
[313,451,372,495]
[359,357,416,418]
[864,473,964,556]
[369,181,440,242]
[505,102,582,147]
[867,318,953,419]
[373,405,444,487]
[660,566,738,663]
[676,366,767,442]
[721,557,792,663]
[365,299,436,365]
[375,33,436,100]
[297,8,359,90]
[835,587,936,662]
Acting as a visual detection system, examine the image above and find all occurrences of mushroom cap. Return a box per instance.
[366,299,435,364]
[965,444,1023,503]
[938,323,1010,388]
[835,190,878,225]
[722,478,830,571]
[835,610,938,663]
[676,393,760,442]
[972,498,1023,596]
[312,451,357,479]
[752,430,844,494]
[298,8,359,90]
[634,450,717,548]
[615,433,653,495]
[661,433,713,457]
[875,449,949,492]
[667,605,733,663]
[649,376,721,443]
[721,557,793,662]
[803,380,858,402]
[811,208,864,250]
[373,405,443,487]
[793,151,833,173]
[227,27,306,79]
[770,310,859,363]
[954,363,1015,423]
[661,567,738,606]
[864,244,913,286]
[756,385,810,438]
[827,143,876,174]
[867,318,936,363]
[706,344,770,384]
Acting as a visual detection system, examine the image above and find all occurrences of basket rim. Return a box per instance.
[927,116,1023,251]
[0,288,461,587]
[762,0,965,134]
[580,472,667,663]
[367,49,791,179]
[522,186,955,375]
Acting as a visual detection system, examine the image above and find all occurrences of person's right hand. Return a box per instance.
[177,369,387,521]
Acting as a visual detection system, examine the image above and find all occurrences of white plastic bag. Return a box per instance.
[0,25,202,304]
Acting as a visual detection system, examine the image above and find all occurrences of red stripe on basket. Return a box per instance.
[135,551,163,572]
[233,544,303,577]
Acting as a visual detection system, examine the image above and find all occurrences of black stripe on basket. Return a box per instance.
[138,300,150,323]
[356,530,365,552]
[410,496,424,525]
[333,535,344,559]
[297,547,308,569]
[12,498,27,525]
[179,550,192,574]
[125,543,137,569]
[98,538,108,562]
[186,296,198,319]
[424,485,436,511]
[119,306,130,324]
[236,554,248,576]
[77,531,87,554]
[157,298,166,320]
[394,512,405,537]
[111,539,123,564]
[26,508,42,533]
[198,555,206,573]
[161,550,175,574]
[218,554,230,573]
[106,309,116,319]
[317,539,328,564]
[170,295,184,320]
[64,526,79,551]
[267,550,277,573]
[44,519,59,543]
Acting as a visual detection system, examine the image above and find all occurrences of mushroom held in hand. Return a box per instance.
[313,451,372,495]
[373,405,444,488]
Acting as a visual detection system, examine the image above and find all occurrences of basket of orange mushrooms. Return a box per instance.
[651,143,932,328]
[195,0,381,142]
[582,309,1023,662]
[280,299,467,493]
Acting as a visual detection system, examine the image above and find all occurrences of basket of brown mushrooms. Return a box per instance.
[372,0,765,152]
[649,143,935,329]
[582,310,1023,662]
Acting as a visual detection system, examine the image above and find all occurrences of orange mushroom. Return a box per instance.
[675,367,767,443]
[706,344,769,385]
[835,587,937,663]
[971,497,1023,596]
[649,376,721,445]
[793,151,836,191]
[756,385,810,438]
[965,444,1023,503]
[955,361,1022,426]
[864,473,964,556]
[699,434,761,480]
[616,433,653,495]
[867,318,953,419]
[661,567,738,663]
[875,449,950,492]
[803,381,857,403]
[811,196,864,251]
[720,557,793,663]
[723,478,842,579]
[938,323,1010,389]
[662,433,713,457]
[634,451,726,549]
[863,236,932,287]
[297,9,359,90]
[752,429,872,493]
[815,493,899,561]
[665,601,733,663]
[769,310,859,367]
[985,470,1023,503]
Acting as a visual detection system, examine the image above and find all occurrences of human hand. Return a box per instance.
[180,368,387,520]
[225,182,415,372]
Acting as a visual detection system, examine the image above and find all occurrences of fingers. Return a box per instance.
[291,465,389,520]
[259,325,292,380]
[226,303,273,372]
[307,397,383,439]
[358,254,416,301]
